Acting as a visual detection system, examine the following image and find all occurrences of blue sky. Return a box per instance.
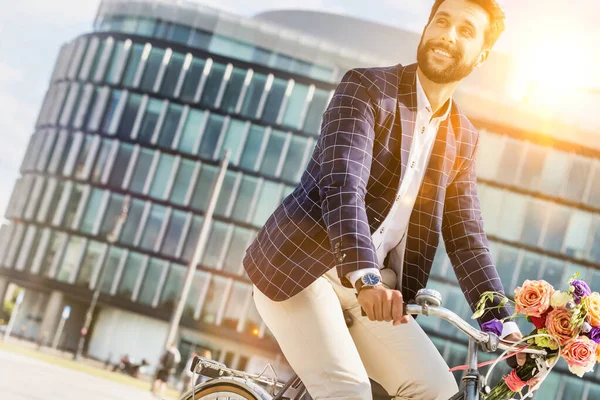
[0,0,598,219]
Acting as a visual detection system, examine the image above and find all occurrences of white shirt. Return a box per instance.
[346,75,519,339]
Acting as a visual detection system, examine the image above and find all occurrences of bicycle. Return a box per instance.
[179,289,548,400]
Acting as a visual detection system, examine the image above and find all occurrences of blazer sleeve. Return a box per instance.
[317,69,380,287]
[441,138,512,324]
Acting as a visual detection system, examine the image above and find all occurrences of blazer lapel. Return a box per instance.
[397,64,418,182]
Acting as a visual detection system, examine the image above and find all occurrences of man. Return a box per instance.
[243,0,524,398]
[152,343,181,398]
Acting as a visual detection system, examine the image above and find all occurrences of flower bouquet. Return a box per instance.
[472,273,600,399]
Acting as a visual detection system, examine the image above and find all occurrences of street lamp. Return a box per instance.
[75,197,130,360]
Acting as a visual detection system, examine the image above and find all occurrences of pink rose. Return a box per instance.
[514,280,554,317]
[562,336,597,367]
[546,308,579,346]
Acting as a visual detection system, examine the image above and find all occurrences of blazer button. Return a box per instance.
[334,242,341,250]
[337,254,346,263]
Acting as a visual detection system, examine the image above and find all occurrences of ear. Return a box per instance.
[475,48,490,67]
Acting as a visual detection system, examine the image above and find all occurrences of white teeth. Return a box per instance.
[433,48,452,58]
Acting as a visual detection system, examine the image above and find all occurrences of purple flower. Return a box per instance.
[588,327,600,344]
[482,319,503,336]
[571,280,592,304]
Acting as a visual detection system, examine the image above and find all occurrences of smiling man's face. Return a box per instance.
[417,0,490,84]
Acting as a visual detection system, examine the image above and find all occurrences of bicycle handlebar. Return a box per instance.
[404,303,547,356]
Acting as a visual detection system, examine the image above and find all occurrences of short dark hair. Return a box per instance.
[427,0,506,48]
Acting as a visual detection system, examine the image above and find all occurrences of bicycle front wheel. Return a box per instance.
[181,377,271,400]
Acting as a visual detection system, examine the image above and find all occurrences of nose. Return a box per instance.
[440,26,458,45]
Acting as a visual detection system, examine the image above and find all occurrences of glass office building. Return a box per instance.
[1,0,599,396]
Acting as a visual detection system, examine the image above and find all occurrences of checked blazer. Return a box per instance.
[243,62,510,324]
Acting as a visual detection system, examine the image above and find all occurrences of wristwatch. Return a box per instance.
[355,272,382,294]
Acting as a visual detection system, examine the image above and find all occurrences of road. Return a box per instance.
[0,349,158,400]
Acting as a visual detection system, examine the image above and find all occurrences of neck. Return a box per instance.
[416,67,460,115]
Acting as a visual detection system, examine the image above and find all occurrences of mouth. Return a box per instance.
[430,46,454,59]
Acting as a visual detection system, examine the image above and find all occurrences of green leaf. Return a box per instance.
[471,308,485,320]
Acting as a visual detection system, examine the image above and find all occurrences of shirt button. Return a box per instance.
[411,161,416,168]
[396,195,401,202]
[380,227,385,233]
[421,127,425,134]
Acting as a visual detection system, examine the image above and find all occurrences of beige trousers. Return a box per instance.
[253,268,458,400]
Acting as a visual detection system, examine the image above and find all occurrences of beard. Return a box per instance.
[417,39,478,84]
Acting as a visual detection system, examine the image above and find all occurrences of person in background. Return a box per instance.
[180,352,197,396]
[151,342,181,398]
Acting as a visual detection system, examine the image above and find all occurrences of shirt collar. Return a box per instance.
[415,73,452,123]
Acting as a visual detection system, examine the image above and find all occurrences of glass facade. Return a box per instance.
[1,1,600,396]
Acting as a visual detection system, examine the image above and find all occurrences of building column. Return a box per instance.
[37,291,64,347]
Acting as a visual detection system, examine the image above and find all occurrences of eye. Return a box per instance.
[436,17,448,26]
[461,27,474,37]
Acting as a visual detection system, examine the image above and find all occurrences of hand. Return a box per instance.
[503,332,526,367]
[357,285,410,326]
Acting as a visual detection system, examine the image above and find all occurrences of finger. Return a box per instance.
[383,291,393,322]
[374,295,384,321]
[517,353,526,366]
[391,292,404,325]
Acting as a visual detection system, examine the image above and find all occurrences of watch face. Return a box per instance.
[363,273,380,286]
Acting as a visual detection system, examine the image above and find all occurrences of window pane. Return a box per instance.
[157,103,183,148]
[281,83,309,129]
[138,258,167,306]
[91,138,113,183]
[100,89,122,134]
[541,258,565,288]
[62,184,85,229]
[190,164,217,212]
[281,136,308,182]
[170,159,196,206]
[219,119,247,164]
[178,109,205,154]
[81,189,105,234]
[158,264,185,312]
[240,73,267,119]
[99,247,122,293]
[564,155,591,202]
[56,236,85,283]
[135,18,156,36]
[214,171,237,217]
[44,181,65,224]
[120,199,146,246]
[73,135,95,179]
[563,212,592,259]
[261,78,287,124]
[516,251,543,287]
[137,98,162,144]
[161,210,187,257]
[303,88,330,135]
[140,204,167,251]
[517,143,547,191]
[116,93,142,140]
[220,67,247,113]
[260,130,287,177]
[105,41,126,84]
[222,227,252,275]
[99,193,125,237]
[116,252,145,299]
[495,138,524,185]
[108,142,133,188]
[185,270,208,318]
[198,114,225,159]
[519,198,548,247]
[495,192,526,241]
[587,164,600,207]
[40,232,67,277]
[539,149,570,196]
[199,62,227,108]
[543,205,571,251]
[201,221,229,269]
[252,181,282,226]
[130,149,155,193]
[121,44,144,87]
[181,215,204,262]
[149,153,176,199]
[189,29,211,50]
[88,40,106,81]
[239,125,266,171]
[167,24,191,44]
[231,175,259,223]
[221,282,251,330]
[200,275,228,325]
[140,47,165,91]
[159,52,185,97]
[180,58,205,102]
[476,133,504,180]
[76,241,105,287]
